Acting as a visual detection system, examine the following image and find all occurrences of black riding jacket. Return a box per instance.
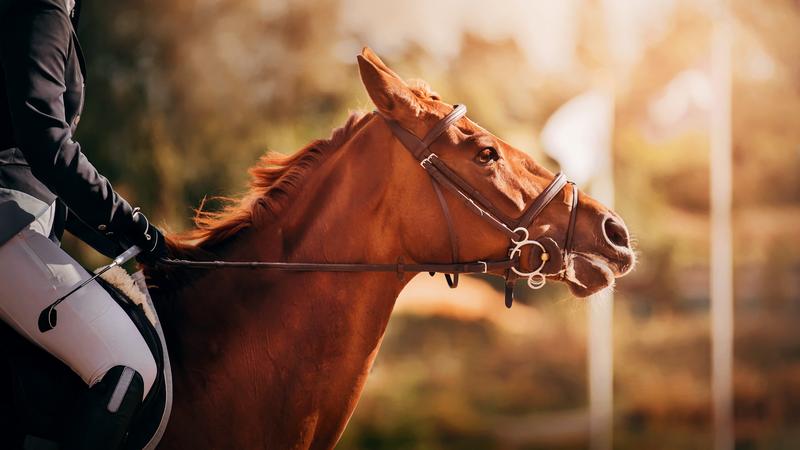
[0,0,137,256]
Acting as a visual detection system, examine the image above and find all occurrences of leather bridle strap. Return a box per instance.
[564,182,579,255]
[381,106,472,287]
[157,258,514,274]
[515,173,568,230]
[430,180,461,288]
[382,106,519,238]
[423,155,517,230]
[387,104,468,159]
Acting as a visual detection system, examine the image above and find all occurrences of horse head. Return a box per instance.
[358,47,635,297]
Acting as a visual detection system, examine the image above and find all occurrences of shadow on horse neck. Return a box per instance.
[146,111,438,449]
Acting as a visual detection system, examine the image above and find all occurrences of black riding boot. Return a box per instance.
[62,365,144,450]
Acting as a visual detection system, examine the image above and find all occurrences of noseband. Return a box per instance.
[159,104,579,308]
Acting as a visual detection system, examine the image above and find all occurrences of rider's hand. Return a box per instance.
[124,208,168,265]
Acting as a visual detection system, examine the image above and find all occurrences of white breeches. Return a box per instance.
[0,206,156,397]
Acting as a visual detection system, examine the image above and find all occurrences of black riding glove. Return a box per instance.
[124,208,167,265]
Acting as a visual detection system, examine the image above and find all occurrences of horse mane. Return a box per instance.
[169,81,437,253]
[406,79,440,101]
[146,82,439,290]
[176,111,371,248]
[144,111,372,290]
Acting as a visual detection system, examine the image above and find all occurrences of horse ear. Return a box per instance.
[357,47,422,122]
[360,47,405,80]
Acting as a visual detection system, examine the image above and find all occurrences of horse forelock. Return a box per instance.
[407,78,440,101]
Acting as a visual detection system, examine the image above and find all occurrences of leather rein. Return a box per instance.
[158,105,579,308]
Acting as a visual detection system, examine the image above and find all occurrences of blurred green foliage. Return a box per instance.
[62,0,800,448]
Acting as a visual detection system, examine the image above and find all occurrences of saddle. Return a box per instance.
[0,271,173,450]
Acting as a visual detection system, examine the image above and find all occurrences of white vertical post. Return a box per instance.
[539,88,616,448]
[710,2,734,450]
[588,99,615,450]
[588,291,614,450]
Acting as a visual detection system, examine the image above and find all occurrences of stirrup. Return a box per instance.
[62,366,144,450]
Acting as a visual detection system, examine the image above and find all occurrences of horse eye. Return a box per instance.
[475,147,498,165]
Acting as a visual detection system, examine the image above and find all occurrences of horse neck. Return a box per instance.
[275,125,409,267]
[160,118,423,442]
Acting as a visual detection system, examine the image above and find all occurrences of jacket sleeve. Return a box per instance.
[64,208,127,259]
[0,0,140,238]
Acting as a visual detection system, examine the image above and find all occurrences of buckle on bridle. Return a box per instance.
[420,153,438,168]
[478,261,488,273]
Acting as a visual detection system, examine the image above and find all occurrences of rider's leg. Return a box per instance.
[0,207,157,448]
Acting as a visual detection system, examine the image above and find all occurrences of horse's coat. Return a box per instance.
[145,48,634,449]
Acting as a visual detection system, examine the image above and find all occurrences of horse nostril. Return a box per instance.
[603,216,630,248]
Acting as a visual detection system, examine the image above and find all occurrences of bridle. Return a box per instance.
[159,104,579,308]
[380,104,579,306]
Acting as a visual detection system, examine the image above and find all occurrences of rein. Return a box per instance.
[156,258,514,275]
[159,105,579,308]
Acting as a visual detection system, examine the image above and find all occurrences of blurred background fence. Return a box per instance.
[65,0,800,448]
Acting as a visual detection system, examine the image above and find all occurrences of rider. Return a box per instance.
[0,0,166,448]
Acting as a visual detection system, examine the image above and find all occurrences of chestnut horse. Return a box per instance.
[146,48,635,449]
